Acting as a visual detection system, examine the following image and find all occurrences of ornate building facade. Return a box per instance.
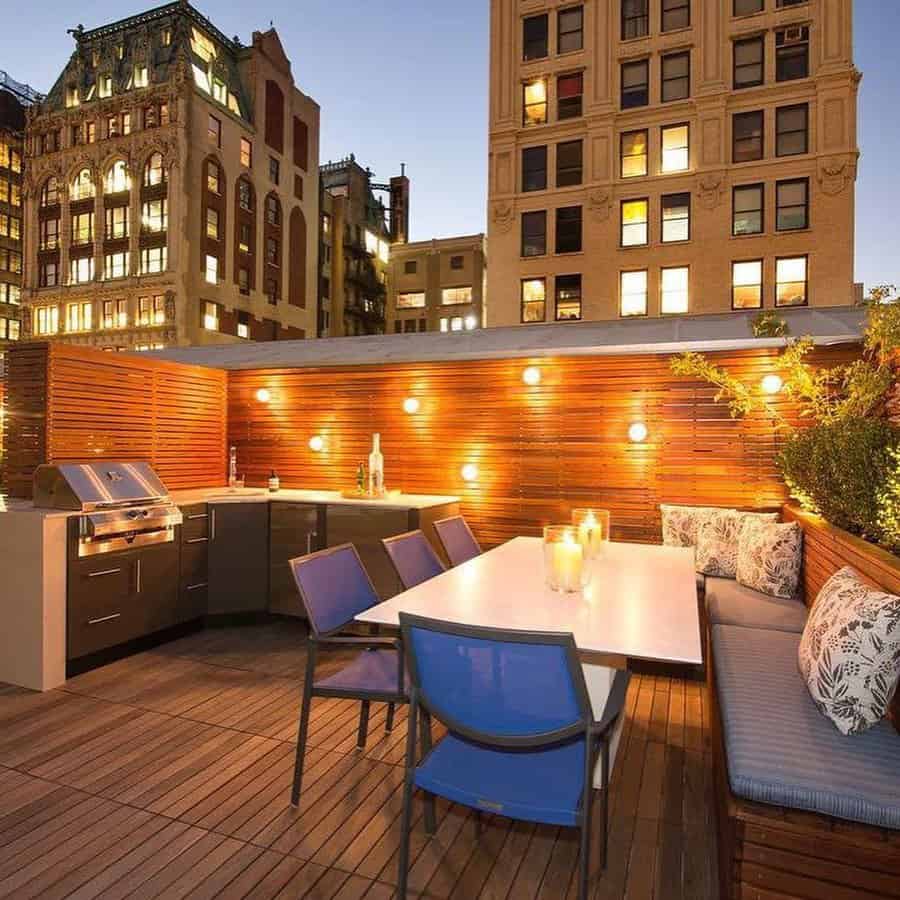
[486,0,860,326]
[22,1,319,350]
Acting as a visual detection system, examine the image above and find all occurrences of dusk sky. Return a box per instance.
[2,0,897,291]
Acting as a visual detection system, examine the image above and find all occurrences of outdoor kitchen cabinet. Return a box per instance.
[207,502,270,615]
[269,501,325,616]
[178,503,210,622]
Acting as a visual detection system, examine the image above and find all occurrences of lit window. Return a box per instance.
[161,27,172,46]
[322,214,331,236]
[39,260,57,287]
[35,306,60,334]
[104,252,129,280]
[41,177,59,207]
[558,6,584,53]
[240,138,252,168]
[207,161,220,194]
[557,72,583,120]
[237,319,250,339]
[141,199,167,233]
[661,266,689,314]
[555,273,582,321]
[523,79,548,126]
[108,115,119,137]
[775,256,808,307]
[521,277,546,323]
[98,75,112,98]
[776,178,809,231]
[138,294,167,326]
[140,246,167,274]
[734,36,764,89]
[733,184,764,235]
[378,240,390,264]
[620,270,648,317]
[143,152,165,186]
[776,104,808,157]
[239,223,251,253]
[661,193,690,242]
[205,254,218,284]
[398,292,426,309]
[621,130,648,178]
[191,27,217,62]
[66,301,93,332]
[523,14,548,61]
[71,168,95,201]
[105,206,129,240]
[102,299,128,329]
[85,121,96,144]
[621,59,649,109]
[104,160,130,194]
[65,85,79,108]
[365,230,379,255]
[442,286,473,305]
[661,124,689,172]
[122,112,131,135]
[206,207,219,240]
[661,52,690,102]
[70,257,95,285]
[621,199,648,247]
[203,300,219,331]
[464,315,478,330]
[71,212,94,245]
[732,260,763,309]
[212,79,227,105]
[133,66,149,88]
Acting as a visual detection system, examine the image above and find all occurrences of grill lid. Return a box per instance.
[33,462,171,511]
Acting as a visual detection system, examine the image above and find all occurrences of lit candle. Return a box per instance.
[552,531,584,593]
[572,508,610,561]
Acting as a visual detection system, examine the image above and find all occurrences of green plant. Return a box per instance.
[778,419,900,553]
[751,310,789,338]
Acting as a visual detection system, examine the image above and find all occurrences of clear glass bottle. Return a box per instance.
[368,433,384,497]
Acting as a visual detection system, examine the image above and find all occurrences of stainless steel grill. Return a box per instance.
[33,462,183,557]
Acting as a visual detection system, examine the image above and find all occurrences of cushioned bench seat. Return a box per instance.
[706,576,807,633]
[712,624,900,830]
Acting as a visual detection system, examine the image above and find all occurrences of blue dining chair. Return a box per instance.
[432,515,482,566]
[396,613,630,900]
[382,530,446,591]
[289,543,408,806]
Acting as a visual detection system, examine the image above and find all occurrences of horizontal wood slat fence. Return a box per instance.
[227,343,860,546]
[2,343,227,498]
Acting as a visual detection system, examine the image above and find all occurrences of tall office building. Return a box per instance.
[487,0,859,326]
[22,1,319,350]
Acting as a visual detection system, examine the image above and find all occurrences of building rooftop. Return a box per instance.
[148,305,865,370]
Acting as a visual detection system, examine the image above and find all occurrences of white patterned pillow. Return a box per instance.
[695,509,779,578]
[798,567,900,736]
[736,518,803,599]
[660,505,717,548]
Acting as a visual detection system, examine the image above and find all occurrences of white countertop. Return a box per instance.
[0,488,461,518]
[358,537,703,665]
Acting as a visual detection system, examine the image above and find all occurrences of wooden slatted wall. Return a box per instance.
[227,343,860,546]
[3,343,227,497]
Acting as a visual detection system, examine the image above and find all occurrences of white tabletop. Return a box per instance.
[357,537,702,665]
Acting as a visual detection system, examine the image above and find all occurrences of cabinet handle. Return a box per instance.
[88,568,121,578]
[187,513,209,520]
[210,509,216,541]
[136,559,142,594]
[186,582,208,592]
[186,537,208,545]
[88,613,121,626]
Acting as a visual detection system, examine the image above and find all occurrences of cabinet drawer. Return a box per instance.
[181,505,209,543]
[179,582,208,622]
[69,557,135,615]
[181,540,208,581]
[68,594,146,660]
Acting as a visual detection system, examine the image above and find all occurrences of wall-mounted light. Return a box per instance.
[628,422,648,443]
[403,397,420,415]
[461,463,479,482]
[522,366,542,386]
[308,435,325,452]
[255,388,271,404]
[761,374,784,396]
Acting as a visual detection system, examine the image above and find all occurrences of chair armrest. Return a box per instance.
[591,669,631,736]
[316,635,401,651]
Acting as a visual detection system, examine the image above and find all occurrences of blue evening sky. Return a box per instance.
[1,1,897,290]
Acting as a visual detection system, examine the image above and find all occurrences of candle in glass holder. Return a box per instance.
[543,525,589,593]
[572,508,611,560]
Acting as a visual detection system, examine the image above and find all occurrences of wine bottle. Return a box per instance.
[368,434,384,498]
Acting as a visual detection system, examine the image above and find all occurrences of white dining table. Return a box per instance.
[357,536,702,785]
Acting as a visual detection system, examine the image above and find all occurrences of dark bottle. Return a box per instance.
[356,462,367,494]
[268,469,280,493]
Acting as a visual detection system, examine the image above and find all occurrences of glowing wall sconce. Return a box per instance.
[461,463,479,482]
[403,397,420,415]
[522,366,542,386]
[761,374,784,396]
[308,435,325,452]
[628,422,648,443]
[255,388,271,404]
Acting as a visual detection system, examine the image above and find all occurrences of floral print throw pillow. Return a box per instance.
[798,567,900,736]
[660,505,717,548]
[696,510,778,578]
[735,518,803,599]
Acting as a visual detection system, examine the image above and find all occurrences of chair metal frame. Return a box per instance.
[381,529,447,591]
[432,514,483,566]
[396,613,630,900]
[289,543,408,807]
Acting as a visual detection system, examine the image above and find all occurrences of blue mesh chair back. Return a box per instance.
[290,544,380,636]
[433,516,482,566]
[400,614,590,745]
[383,531,446,591]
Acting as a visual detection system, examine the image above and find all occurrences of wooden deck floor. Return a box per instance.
[0,623,717,899]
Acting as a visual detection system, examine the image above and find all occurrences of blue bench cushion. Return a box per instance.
[706,577,807,633]
[713,625,900,830]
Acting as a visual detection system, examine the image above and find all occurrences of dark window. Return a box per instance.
[622,0,649,39]
[558,72,584,119]
[555,274,582,321]
[239,268,250,295]
[661,52,690,102]
[450,255,464,270]
[523,14,549,60]
[556,140,583,187]
[662,0,690,32]
[522,146,548,192]
[404,260,417,274]
[733,111,764,162]
[269,157,280,184]
[521,211,547,257]
[776,0,807,7]
[208,115,221,147]
[266,195,281,226]
[776,27,809,81]
[621,59,649,108]
[661,193,690,242]
[293,117,309,170]
[734,0,764,14]
[776,178,809,230]
[734,37,764,88]
[266,237,279,266]
[239,180,253,211]
[558,6,584,54]
[264,80,285,153]
[776,104,808,156]
[556,206,582,254]
[733,183,764,235]
[621,130,648,177]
